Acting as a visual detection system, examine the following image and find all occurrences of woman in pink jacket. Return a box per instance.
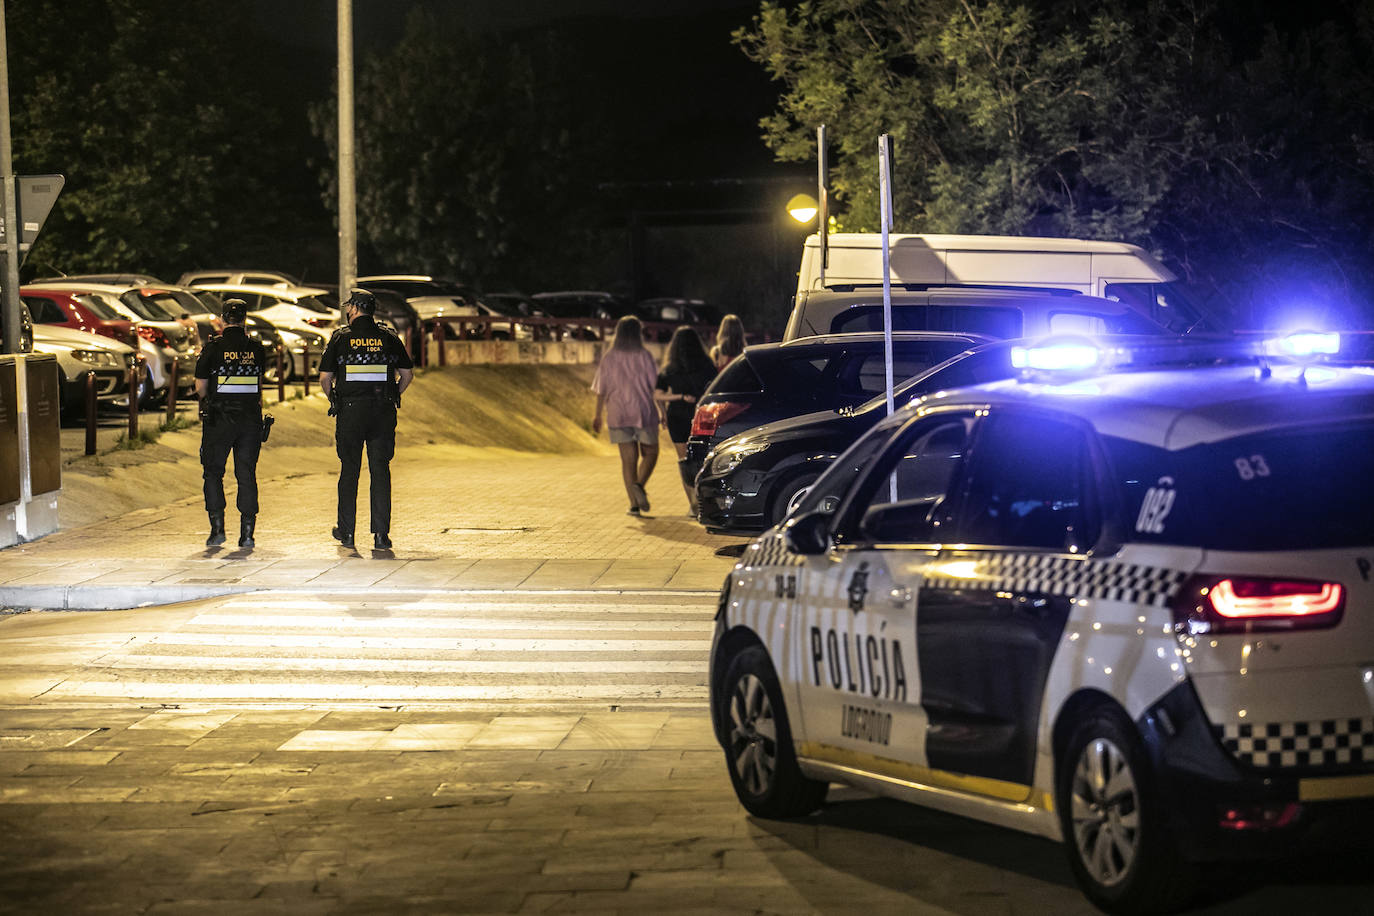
[591,315,660,515]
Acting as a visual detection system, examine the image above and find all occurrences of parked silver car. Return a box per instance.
[32,324,141,417]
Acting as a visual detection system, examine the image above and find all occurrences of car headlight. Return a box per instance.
[709,441,768,476]
[70,349,116,366]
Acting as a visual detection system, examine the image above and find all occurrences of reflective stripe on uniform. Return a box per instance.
[344,364,388,382]
[217,375,260,394]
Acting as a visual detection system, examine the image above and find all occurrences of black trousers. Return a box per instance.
[335,403,397,535]
[201,411,262,516]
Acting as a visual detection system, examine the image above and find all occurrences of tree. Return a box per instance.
[8,0,306,278]
[309,9,613,290]
[735,0,1374,325]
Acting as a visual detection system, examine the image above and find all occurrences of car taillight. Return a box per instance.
[302,316,332,328]
[136,325,169,347]
[1171,575,1345,635]
[691,401,749,437]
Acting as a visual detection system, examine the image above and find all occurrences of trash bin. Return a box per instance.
[0,357,19,547]
[16,353,61,541]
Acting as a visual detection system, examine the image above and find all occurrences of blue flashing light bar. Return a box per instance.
[1011,341,1102,372]
[1266,331,1341,359]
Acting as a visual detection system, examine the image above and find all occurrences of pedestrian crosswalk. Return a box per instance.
[42,592,718,707]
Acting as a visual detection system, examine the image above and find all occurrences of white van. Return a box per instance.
[792,233,1213,336]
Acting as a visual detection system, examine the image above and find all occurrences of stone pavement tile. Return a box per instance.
[467,715,581,749]
[446,558,541,588]
[591,559,678,589]
[308,559,408,587]
[556,711,671,750]
[0,727,101,751]
[243,559,344,587]
[528,885,721,912]
[650,715,718,750]
[157,562,278,584]
[2,782,136,803]
[434,776,592,796]
[375,559,478,588]
[521,559,613,590]
[276,729,389,751]
[374,722,485,750]
[667,557,737,590]
[129,710,240,731]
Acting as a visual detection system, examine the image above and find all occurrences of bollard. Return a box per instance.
[128,363,139,440]
[303,345,311,397]
[165,359,179,425]
[436,323,446,366]
[85,371,97,456]
[407,325,416,363]
[276,345,286,402]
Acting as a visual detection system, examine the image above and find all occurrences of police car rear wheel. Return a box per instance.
[721,646,827,818]
[1057,707,1195,914]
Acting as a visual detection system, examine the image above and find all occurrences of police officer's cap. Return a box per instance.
[345,288,377,315]
[221,298,248,323]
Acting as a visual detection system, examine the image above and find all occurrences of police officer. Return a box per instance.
[194,298,267,548]
[319,288,414,549]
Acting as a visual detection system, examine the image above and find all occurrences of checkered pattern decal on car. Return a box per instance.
[1216,718,1374,769]
[921,553,1189,608]
[742,533,804,569]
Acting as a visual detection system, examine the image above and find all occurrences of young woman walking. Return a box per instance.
[591,315,660,515]
[654,326,717,515]
[709,313,746,371]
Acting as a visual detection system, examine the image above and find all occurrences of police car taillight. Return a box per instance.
[1172,576,1345,635]
[691,401,749,437]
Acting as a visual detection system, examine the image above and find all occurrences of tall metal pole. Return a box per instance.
[0,0,23,354]
[817,125,828,287]
[337,0,357,300]
[878,133,896,503]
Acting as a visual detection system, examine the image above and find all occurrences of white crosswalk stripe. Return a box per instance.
[45,592,718,707]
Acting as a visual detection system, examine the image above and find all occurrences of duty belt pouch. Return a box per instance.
[261,414,275,442]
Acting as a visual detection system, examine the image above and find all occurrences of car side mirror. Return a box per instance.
[784,510,831,556]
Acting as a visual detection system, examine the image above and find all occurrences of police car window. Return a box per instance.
[830,305,1021,339]
[854,418,973,543]
[958,413,1099,551]
[791,428,889,519]
[1106,422,1374,550]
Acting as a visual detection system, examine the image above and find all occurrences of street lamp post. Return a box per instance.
[337,0,357,301]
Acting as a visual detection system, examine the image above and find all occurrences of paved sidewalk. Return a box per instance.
[0,447,746,610]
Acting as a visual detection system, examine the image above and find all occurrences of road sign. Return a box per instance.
[0,174,65,258]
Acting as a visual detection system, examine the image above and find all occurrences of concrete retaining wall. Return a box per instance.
[428,339,669,366]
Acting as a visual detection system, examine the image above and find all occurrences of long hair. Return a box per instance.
[662,326,713,375]
[611,314,644,351]
[713,314,745,361]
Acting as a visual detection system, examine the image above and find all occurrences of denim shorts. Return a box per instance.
[609,425,657,445]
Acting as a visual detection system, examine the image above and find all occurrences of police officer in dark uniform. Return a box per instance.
[319,288,414,549]
[194,298,268,548]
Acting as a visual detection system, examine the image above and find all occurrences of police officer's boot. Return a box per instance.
[239,516,256,549]
[332,527,354,548]
[206,513,226,547]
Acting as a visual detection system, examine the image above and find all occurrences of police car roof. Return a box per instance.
[910,349,1374,450]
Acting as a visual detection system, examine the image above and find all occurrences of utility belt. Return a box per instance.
[337,395,396,408]
[202,397,261,420]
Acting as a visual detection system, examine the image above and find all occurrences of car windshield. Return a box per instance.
[289,296,334,314]
[137,290,200,319]
[1107,421,1374,550]
[853,345,1016,414]
[73,294,123,320]
[194,291,223,315]
[118,291,176,321]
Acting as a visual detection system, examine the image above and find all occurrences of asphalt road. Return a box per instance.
[0,594,1368,914]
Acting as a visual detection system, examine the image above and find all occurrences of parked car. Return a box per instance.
[685,331,991,487]
[22,281,196,405]
[21,287,137,347]
[176,269,302,288]
[38,273,170,286]
[32,323,140,418]
[531,290,637,339]
[188,283,338,379]
[695,339,1023,534]
[708,333,1370,912]
[312,283,419,347]
[783,287,1172,342]
[637,297,721,326]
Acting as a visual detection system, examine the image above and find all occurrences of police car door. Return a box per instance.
[796,410,978,776]
[916,409,1101,798]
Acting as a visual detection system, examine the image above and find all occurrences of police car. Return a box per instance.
[707,334,1374,913]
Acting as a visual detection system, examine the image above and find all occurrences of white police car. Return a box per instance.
[708,334,1374,913]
